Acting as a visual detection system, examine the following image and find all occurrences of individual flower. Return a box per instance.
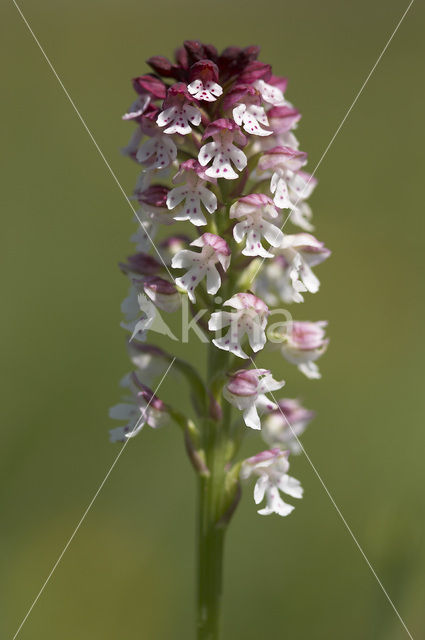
[127,342,170,386]
[157,83,201,135]
[198,119,247,179]
[240,448,303,516]
[209,293,269,359]
[229,193,284,258]
[254,233,331,304]
[187,60,223,102]
[279,321,329,379]
[109,373,167,442]
[223,369,284,429]
[134,185,175,225]
[166,159,217,226]
[254,75,287,106]
[224,86,272,137]
[258,146,308,209]
[171,233,230,302]
[159,235,192,263]
[136,117,177,169]
[143,276,181,312]
[261,399,315,453]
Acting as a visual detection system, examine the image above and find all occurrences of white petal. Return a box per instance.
[206,265,221,295]
[198,142,217,167]
[243,403,261,430]
[278,474,303,499]
[254,475,268,504]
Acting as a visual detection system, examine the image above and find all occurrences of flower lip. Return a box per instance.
[132,74,167,99]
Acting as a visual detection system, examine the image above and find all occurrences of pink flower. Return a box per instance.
[171,233,230,302]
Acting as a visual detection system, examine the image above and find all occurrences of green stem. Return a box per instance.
[196,342,231,639]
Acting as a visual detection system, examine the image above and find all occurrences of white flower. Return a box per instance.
[229,193,284,258]
[209,293,269,359]
[127,342,169,386]
[258,146,309,210]
[109,374,167,442]
[188,79,223,102]
[136,125,177,170]
[254,233,331,304]
[198,119,247,180]
[279,321,329,379]
[241,448,303,516]
[171,233,230,303]
[261,399,315,454]
[167,160,217,226]
[254,78,287,106]
[187,60,223,102]
[223,369,285,430]
[233,103,272,137]
[122,290,178,342]
[157,103,201,135]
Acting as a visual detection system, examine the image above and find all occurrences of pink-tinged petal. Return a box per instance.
[258,146,308,172]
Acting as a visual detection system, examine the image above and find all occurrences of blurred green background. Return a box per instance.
[1,0,424,638]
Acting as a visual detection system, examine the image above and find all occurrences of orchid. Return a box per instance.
[113,40,330,639]
[223,368,284,429]
[229,193,284,258]
[241,448,303,516]
[209,293,269,359]
[166,159,217,226]
[172,233,231,302]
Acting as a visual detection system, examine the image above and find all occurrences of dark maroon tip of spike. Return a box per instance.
[147,55,181,80]
[184,40,206,64]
